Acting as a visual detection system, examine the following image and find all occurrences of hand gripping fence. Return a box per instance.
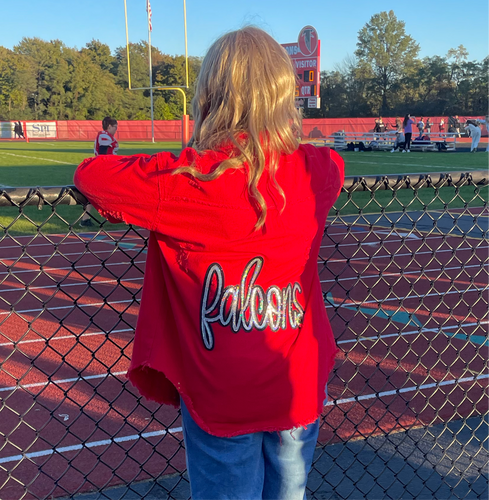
[0,171,487,500]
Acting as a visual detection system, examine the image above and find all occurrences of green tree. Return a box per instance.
[355,10,420,115]
[82,40,116,72]
[154,55,201,118]
[14,38,73,119]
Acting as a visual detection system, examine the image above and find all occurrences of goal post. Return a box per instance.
[123,0,190,148]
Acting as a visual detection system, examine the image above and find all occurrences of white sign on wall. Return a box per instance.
[308,97,319,108]
[0,122,15,139]
[26,122,57,139]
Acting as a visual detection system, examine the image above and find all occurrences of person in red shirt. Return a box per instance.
[80,117,119,227]
[94,117,119,156]
[74,27,344,499]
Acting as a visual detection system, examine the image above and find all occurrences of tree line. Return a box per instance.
[307,11,487,119]
[0,11,486,121]
[0,38,201,121]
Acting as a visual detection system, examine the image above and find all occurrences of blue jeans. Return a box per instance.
[181,400,320,500]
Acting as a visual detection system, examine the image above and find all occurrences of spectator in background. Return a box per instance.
[390,129,405,153]
[417,117,425,138]
[425,118,432,135]
[439,118,445,136]
[403,114,415,153]
[373,118,380,133]
[308,127,325,139]
[454,115,461,137]
[14,121,24,139]
[395,117,402,132]
[448,115,456,134]
[465,121,481,152]
[378,117,386,133]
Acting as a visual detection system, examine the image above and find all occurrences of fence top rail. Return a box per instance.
[342,170,488,192]
[0,171,487,207]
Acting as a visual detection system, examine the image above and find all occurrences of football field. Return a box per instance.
[0,140,487,235]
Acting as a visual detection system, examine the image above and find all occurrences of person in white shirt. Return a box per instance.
[390,130,405,152]
[417,118,424,138]
[464,121,481,152]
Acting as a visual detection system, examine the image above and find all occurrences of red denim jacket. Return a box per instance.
[74,143,344,437]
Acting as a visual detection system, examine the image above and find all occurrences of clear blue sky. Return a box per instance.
[2,0,488,71]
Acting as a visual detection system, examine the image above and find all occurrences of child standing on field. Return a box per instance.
[94,117,119,156]
[80,117,119,227]
[417,117,425,138]
[74,27,344,500]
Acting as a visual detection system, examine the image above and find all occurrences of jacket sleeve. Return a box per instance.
[300,144,345,207]
[74,152,174,230]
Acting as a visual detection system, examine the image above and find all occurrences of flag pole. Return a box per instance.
[147,0,155,143]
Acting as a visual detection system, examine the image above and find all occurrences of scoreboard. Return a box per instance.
[281,26,321,109]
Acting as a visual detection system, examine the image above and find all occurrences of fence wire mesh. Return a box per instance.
[0,171,487,500]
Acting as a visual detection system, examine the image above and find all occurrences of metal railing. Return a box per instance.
[0,171,487,500]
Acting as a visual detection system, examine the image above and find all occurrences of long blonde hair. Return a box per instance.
[175,27,301,230]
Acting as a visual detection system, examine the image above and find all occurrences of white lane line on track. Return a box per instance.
[0,236,143,251]
[3,282,487,319]
[0,299,135,317]
[326,240,486,253]
[0,328,133,348]
[0,373,486,465]
[0,248,145,267]
[336,321,489,344]
[0,284,486,319]
[0,425,184,465]
[325,373,489,407]
[0,278,480,315]
[0,230,139,241]
[320,263,488,283]
[0,152,74,165]
[0,371,127,393]
[0,230,478,266]
[0,260,146,277]
[322,286,488,307]
[0,250,142,261]
[0,277,143,294]
[0,246,486,278]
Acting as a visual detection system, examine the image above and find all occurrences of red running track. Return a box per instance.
[0,222,487,499]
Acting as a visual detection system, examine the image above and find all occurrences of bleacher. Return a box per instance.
[305,131,458,152]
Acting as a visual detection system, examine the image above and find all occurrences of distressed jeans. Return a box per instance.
[180,399,320,500]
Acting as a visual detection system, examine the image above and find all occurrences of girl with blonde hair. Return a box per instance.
[75,26,344,499]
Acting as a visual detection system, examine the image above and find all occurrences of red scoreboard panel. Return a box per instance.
[281,26,321,109]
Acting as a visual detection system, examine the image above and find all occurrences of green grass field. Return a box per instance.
[0,140,487,235]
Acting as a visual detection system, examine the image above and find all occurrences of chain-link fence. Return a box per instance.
[0,171,487,500]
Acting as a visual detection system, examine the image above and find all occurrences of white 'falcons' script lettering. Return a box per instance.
[200,257,304,350]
